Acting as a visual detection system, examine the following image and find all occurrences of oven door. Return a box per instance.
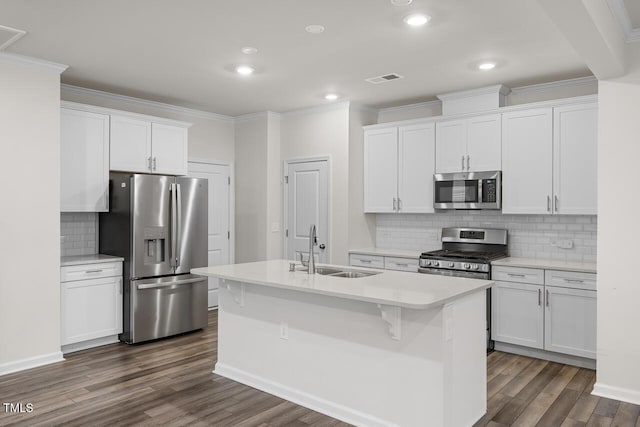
[433,171,501,209]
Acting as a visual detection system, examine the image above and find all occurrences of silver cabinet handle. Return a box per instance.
[466,155,470,171]
[153,157,157,171]
[85,269,103,273]
[395,263,409,267]
[147,157,152,171]
[508,273,525,278]
[547,196,551,212]
[393,197,397,211]
[137,277,204,290]
[119,278,123,294]
[555,195,559,212]
[461,155,465,171]
[538,288,541,306]
[546,289,550,307]
[359,259,372,264]
[398,198,402,211]
[564,278,584,284]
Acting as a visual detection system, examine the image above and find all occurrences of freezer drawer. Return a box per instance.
[127,274,208,343]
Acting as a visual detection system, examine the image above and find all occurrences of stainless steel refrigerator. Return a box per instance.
[100,173,208,344]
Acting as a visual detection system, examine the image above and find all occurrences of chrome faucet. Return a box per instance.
[299,224,317,274]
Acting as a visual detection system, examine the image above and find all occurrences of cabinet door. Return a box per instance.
[553,103,597,215]
[110,115,152,173]
[398,123,435,213]
[435,119,467,173]
[61,276,123,345]
[467,114,501,172]
[151,123,188,176]
[502,108,553,214]
[364,128,398,213]
[492,281,544,349]
[60,108,110,212]
[544,287,597,359]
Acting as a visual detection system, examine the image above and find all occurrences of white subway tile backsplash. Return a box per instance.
[60,213,98,256]
[376,212,597,263]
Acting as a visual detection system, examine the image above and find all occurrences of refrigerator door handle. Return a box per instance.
[176,183,182,268]
[137,277,204,290]
[170,183,178,268]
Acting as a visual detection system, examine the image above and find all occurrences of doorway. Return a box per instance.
[284,158,330,263]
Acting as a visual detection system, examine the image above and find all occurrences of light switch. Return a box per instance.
[271,222,280,233]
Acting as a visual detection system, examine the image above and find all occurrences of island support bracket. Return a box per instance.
[222,279,245,307]
[377,304,401,341]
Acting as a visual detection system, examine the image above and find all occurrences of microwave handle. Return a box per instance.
[478,179,483,203]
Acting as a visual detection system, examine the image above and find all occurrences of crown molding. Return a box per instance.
[377,100,441,116]
[437,84,511,102]
[60,83,235,122]
[0,52,67,74]
[510,76,597,95]
[607,0,640,43]
[61,100,192,128]
[0,25,26,51]
[280,101,351,119]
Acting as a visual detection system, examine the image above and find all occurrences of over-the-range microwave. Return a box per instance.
[434,170,501,210]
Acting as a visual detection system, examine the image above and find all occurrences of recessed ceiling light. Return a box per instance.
[403,13,431,27]
[478,62,496,70]
[236,65,255,75]
[305,24,325,34]
[391,0,413,5]
[241,47,258,55]
[325,93,339,101]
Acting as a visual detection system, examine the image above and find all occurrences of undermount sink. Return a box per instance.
[313,266,381,278]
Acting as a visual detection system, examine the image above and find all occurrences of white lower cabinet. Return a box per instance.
[492,266,596,360]
[60,261,123,349]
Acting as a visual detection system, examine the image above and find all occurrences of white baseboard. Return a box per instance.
[592,383,640,405]
[494,342,596,369]
[0,351,65,377]
[213,363,399,427]
[62,335,119,354]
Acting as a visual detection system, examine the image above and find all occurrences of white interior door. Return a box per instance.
[188,162,231,308]
[286,160,329,263]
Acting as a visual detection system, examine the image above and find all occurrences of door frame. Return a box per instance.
[283,156,332,263]
[187,158,235,264]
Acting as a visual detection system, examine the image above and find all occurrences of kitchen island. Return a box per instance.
[192,260,492,427]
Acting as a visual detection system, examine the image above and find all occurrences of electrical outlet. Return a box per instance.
[280,322,288,340]
[551,239,574,249]
[271,222,280,233]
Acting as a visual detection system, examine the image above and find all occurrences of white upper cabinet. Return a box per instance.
[435,119,466,173]
[110,114,189,176]
[109,115,152,174]
[60,108,110,212]
[398,123,435,213]
[151,123,188,176]
[553,103,598,215]
[501,108,554,214]
[364,128,398,213]
[364,123,435,213]
[435,114,501,173]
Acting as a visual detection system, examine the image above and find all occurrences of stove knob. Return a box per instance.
[472,264,480,270]
[448,262,454,268]
[425,260,431,266]
[464,263,471,270]
[433,261,439,267]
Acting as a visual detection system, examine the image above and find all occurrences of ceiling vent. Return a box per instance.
[365,73,404,84]
[0,25,26,51]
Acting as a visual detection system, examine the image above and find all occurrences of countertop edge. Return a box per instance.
[491,257,597,274]
[348,248,421,259]
[60,254,125,267]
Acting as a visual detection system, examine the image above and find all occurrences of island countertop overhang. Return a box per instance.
[192,259,492,310]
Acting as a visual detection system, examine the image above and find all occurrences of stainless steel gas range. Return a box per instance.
[419,227,508,351]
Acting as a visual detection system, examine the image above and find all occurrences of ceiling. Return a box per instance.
[624,0,640,28]
[0,0,591,116]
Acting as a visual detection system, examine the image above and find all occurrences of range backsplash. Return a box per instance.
[376,211,597,263]
[60,213,98,257]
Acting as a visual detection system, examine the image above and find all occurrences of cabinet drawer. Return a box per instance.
[492,266,544,285]
[349,254,384,269]
[545,270,596,291]
[384,257,418,272]
[61,262,123,282]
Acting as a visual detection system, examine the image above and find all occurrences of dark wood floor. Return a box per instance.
[0,311,638,427]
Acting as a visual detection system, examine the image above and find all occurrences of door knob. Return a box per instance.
[319,244,326,250]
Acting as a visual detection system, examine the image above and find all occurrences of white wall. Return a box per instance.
[265,113,282,260]
[0,57,64,372]
[61,86,235,163]
[595,43,640,403]
[280,104,351,265]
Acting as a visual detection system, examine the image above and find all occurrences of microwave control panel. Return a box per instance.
[483,179,497,203]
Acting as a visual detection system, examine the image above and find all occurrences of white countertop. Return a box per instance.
[492,257,597,274]
[60,254,124,267]
[349,247,422,259]
[192,259,492,309]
